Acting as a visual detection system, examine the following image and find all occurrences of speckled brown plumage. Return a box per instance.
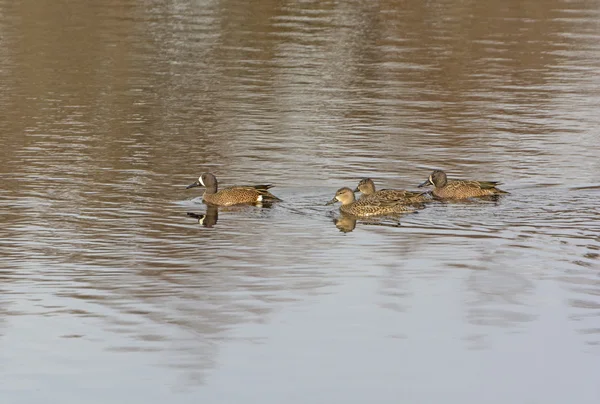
[418,170,507,199]
[186,173,281,206]
[327,187,418,217]
[355,178,428,204]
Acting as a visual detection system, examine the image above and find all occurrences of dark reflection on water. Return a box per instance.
[331,211,407,233]
[1,0,600,402]
[187,205,220,228]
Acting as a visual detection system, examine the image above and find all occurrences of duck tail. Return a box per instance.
[261,190,282,201]
[252,184,274,191]
[478,181,503,189]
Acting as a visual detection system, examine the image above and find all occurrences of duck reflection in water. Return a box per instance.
[187,205,219,228]
[333,212,357,233]
[332,212,404,233]
[186,200,278,228]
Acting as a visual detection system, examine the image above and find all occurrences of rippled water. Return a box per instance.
[1,0,600,402]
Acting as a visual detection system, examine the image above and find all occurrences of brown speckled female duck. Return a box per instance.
[326,187,418,217]
[354,178,428,204]
[186,173,281,206]
[418,170,507,199]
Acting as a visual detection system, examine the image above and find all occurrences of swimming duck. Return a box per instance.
[418,170,507,199]
[355,178,428,204]
[326,187,418,217]
[186,173,281,206]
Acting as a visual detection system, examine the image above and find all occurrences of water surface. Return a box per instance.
[1,0,599,403]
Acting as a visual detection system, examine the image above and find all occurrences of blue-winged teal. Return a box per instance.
[326,187,418,217]
[355,178,428,204]
[186,173,281,206]
[418,170,507,199]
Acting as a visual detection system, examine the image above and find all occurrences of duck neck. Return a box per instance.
[341,196,355,206]
[204,183,217,194]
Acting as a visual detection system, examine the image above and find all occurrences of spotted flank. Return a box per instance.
[327,187,419,217]
[186,173,281,206]
[418,170,508,199]
[354,178,428,204]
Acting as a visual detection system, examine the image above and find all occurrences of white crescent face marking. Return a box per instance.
[198,216,205,225]
[429,174,433,185]
[199,176,204,186]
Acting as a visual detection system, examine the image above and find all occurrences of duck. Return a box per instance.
[326,187,419,217]
[418,170,507,199]
[354,178,428,204]
[186,173,281,206]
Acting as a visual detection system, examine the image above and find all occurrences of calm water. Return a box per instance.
[1,0,600,402]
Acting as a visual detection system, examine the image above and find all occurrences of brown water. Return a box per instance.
[1,0,600,402]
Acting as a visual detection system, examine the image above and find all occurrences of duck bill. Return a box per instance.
[353,187,360,193]
[418,179,432,188]
[325,197,338,206]
[186,181,201,189]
